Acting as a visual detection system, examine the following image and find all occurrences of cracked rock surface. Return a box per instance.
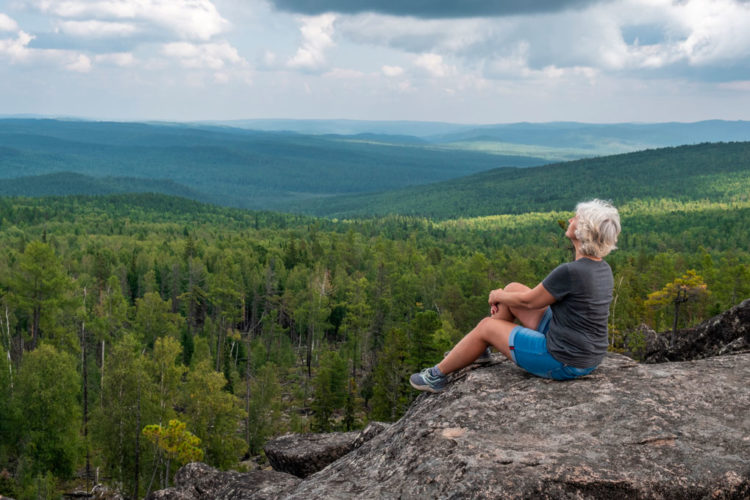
[153,351,749,499]
[284,352,749,499]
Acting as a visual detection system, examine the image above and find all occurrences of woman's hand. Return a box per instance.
[488,288,503,310]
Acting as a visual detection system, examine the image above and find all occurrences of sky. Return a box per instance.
[1,0,749,124]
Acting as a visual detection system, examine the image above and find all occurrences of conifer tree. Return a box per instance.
[311,350,347,431]
[15,344,82,479]
[10,241,70,350]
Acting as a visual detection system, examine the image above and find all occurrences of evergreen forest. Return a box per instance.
[0,142,749,499]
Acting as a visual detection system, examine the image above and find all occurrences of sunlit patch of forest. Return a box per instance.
[0,191,747,499]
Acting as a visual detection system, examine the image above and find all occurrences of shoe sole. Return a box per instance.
[409,379,444,393]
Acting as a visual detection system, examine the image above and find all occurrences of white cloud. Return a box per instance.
[25,0,228,40]
[94,52,136,66]
[0,30,35,62]
[0,29,98,73]
[287,13,336,69]
[162,41,242,70]
[414,53,454,77]
[323,67,365,79]
[0,13,19,32]
[57,19,138,37]
[66,53,92,72]
[381,65,403,77]
[335,1,750,82]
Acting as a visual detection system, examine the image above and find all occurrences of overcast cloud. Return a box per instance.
[0,0,748,123]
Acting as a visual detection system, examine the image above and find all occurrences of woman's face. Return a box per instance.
[566,214,579,241]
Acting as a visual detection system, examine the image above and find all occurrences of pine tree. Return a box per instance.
[15,344,82,479]
[311,350,347,431]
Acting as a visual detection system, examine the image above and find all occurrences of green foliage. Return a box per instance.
[311,351,348,432]
[291,142,750,219]
[14,344,81,478]
[408,311,441,370]
[371,328,413,422]
[135,292,180,348]
[142,419,203,466]
[183,360,247,469]
[0,156,747,491]
[645,270,710,333]
[0,119,527,211]
[91,333,155,498]
[245,363,282,455]
[9,241,71,350]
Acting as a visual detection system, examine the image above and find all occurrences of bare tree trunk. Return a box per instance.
[3,306,12,390]
[134,378,141,499]
[101,340,105,408]
[81,288,91,493]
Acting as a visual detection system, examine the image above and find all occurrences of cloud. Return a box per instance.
[414,53,455,77]
[381,65,403,77]
[267,0,604,18]
[0,28,97,72]
[0,30,35,62]
[162,41,242,70]
[24,0,228,41]
[57,20,138,38]
[287,13,336,69]
[335,0,750,84]
[66,53,92,72]
[94,52,136,66]
[0,13,19,32]
[323,67,365,79]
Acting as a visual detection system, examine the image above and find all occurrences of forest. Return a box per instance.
[289,141,750,218]
[0,190,748,499]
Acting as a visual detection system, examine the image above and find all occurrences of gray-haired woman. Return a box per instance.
[410,199,622,392]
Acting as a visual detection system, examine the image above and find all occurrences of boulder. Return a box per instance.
[154,353,749,499]
[264,421,390,478]
[642,298,750,362]
[144,462,300,500]
[286,352,749,499]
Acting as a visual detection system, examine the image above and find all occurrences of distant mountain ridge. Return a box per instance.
[1,118,749,216]
[0,172,203,200]
[287,141,750,219]
[0,118,544,210]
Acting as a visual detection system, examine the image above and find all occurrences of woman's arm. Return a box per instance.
[489,282,556,310]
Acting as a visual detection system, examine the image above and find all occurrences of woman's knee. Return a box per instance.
[504,281,530,293]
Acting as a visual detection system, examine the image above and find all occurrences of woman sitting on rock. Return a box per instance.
[410,199,621,392]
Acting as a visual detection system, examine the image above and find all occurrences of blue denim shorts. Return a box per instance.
[508,308,597,381]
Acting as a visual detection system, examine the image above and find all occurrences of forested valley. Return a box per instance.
[0,189,748,499]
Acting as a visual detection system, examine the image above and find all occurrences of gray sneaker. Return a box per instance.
[410,368,446,393]
[443,347,492,364]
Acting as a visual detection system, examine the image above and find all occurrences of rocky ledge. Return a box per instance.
[151,350,749,499]
[641,298,750,363]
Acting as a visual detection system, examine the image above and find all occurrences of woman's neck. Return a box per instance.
[573,243,601,262]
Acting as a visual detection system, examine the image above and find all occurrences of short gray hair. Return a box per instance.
[574,199,621,258]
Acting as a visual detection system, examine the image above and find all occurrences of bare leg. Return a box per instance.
[438,282,548,376]
[495,282,547,329]
[437,317,517,375]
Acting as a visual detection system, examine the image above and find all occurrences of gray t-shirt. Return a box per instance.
[541,258,613,368]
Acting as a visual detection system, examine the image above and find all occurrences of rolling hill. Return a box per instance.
[286,142,750,219]
[0,119,546,210]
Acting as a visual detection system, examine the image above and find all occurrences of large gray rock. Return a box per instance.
[144,462,300,500]
[152,352,750,499]
[264,422,390,478]
[263,431,359,479]
[286,352,750,499]
[643,298,750,362]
